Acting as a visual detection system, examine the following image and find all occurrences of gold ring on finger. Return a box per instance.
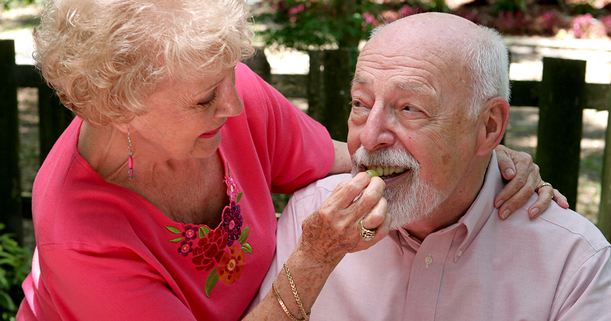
[359,219,376,241]
[536,181,552,193]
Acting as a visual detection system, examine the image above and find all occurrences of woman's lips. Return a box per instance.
[199,125,224,139]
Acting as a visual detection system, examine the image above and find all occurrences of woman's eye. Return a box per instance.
[198,92,217,108]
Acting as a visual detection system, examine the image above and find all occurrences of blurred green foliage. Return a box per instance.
[1,0,43,10]
[0,223,32,321]
[254,0,611,49]
[494,0,527,14]
[255,0,448,50]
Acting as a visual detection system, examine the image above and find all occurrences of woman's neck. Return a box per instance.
[78,121,129,181]
[78,121,228,226]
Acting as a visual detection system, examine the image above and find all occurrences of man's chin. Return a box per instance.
[388,214,419,230]
[386,194,440,230]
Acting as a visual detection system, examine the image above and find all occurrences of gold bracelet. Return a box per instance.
[284,262,310,320]
[273,277,306,321]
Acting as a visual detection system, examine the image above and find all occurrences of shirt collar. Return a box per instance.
[452,151,504,261]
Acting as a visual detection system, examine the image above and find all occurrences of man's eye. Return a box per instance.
[403,105,420,112]
[351,99,367,108]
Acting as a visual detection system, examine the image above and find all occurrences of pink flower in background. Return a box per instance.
[288,4,306,16]
[363,12,375,25]
[398,5,415,18]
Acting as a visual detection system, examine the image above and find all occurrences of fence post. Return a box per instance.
[38,83,70,162]
[307,50,324,124]
[536,57,586,209]
[322,49,352,140]
[243,46,272,84]
[597,74,611,241]
[306,49,353,141]
[0,40,23,243]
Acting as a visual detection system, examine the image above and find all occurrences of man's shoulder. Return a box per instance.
[537,204,610,251]
[494,199,611,257]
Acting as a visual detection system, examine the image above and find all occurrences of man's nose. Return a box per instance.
[359,105,395,151]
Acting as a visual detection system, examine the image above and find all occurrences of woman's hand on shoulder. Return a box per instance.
[495,145,569,219]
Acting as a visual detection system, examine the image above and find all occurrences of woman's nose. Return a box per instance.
[216,73,243,118]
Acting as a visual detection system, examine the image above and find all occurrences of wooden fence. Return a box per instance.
[0,40,69,245]
[1,39,610,244]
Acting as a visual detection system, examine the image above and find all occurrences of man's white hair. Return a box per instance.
[369,18,510,121]
[464,26,511,120]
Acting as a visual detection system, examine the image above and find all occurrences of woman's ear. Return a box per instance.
[114,122,131,134]
[114,116,140,134]
[475,97,510,156]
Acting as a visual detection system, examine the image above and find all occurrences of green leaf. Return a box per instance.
[0,290,16,311]
[242,243,252,255]
[238,226,250,244]
[0,273,9,290]
[169,237,183,243]
[236,192,243,203]
[199,226,211,238]
[205,268,219,298]
[0,258,14,266]
[165,226,182,234]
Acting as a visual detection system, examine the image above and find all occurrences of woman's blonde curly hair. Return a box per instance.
[34,0,254,126]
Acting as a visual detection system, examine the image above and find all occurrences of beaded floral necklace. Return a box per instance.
[165,164,252,297]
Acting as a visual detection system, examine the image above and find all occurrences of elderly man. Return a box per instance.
[258,13,611,320]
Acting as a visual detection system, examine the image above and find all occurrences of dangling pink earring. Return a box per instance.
[127,130,134,180]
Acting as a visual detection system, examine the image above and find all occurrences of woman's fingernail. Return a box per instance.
[505,168,515,177]
[530,208,539,217]
[366,169,379,177]
[495,200,504,208]
[501,210,510,219]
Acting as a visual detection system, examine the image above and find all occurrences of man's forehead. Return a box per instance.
[352,74,428,94]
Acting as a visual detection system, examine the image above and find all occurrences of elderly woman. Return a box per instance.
[17,0,565,320]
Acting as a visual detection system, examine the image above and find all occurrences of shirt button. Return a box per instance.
[457,250,463,257]
[425,255,433,265]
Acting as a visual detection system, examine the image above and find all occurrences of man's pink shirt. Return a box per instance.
[260,152,611,320]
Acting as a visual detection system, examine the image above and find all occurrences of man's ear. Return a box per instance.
[475,97,509,156]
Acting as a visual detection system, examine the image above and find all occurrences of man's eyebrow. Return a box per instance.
[351,76,426,94]
[351,76,369,87]
[395,82,425,93]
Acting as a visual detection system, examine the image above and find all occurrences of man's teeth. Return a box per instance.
[366,166,407,176]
